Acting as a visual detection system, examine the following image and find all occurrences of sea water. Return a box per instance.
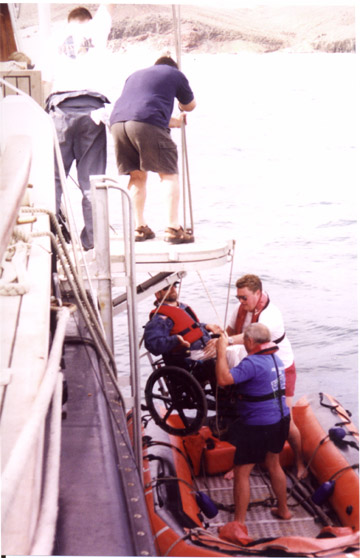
[108,53,357,423]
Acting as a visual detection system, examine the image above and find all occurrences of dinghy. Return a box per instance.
[135,391,359,557]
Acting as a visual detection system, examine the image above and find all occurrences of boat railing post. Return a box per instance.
[119,187,143,480]
[90,176,114,353]
[91,176,143,480]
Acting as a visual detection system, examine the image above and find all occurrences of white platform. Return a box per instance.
[109,235,234,273]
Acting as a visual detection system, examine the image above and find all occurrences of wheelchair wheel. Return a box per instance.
[145,366,207,436]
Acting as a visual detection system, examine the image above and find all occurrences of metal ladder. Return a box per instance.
[90,175,185,472]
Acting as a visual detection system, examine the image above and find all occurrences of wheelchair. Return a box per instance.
[144,353,235,437]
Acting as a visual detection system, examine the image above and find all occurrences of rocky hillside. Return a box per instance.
[108,5,355,54]
[18,3,355,54]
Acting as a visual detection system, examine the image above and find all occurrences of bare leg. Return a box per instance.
[286,396,307,479]
[233,463,255,525]
[159,172,180,229]
[128,170,148,228]
[265,452,292,519]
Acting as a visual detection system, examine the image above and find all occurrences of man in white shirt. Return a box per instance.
[205,273,306,479]
[45,4,113,250]
[225,274,306,479]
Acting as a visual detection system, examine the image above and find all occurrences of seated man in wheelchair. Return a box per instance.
[143,282,223,394]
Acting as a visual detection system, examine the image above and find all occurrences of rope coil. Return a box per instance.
[0,227,32,296]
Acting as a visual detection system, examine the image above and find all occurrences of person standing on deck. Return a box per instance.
[45,4,114,251]
[110,56,196,244]
[216,323,292,526]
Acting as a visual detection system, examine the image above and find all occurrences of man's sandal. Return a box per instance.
[164,226,194,244]
[134,225,155,242]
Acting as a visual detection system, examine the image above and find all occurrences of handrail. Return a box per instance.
[90,176,143,479]
[1,305,70,522]
[30,373,63,555]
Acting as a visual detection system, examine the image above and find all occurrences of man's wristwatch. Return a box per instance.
[228,337,234,345]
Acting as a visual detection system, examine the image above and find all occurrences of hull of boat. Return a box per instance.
[1,95,57,555]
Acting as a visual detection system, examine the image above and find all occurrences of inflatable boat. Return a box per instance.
[135,392,359,557]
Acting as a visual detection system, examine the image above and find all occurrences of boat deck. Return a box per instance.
[197,469,328,540]
[143,417,344,553]
[54,305,156,556]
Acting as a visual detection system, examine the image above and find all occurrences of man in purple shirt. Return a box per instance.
[216,323,292,528]
[110,56,196,244]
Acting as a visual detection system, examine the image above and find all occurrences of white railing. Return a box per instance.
[1,306,70,554]
[91,176,143,479]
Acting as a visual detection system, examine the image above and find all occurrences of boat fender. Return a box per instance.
[329,427,359,450]
[329,427,346,443]
[195,491,218,518]
[311,480,336,505]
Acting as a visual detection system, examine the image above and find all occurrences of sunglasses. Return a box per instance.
[236,295,247,302]
[160,281,179,291]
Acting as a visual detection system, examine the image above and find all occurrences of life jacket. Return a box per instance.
[234,291,269,334]
[149,304,204,346]
[234,292,286,345]
[248,341,278,356]
[237,343,286,402]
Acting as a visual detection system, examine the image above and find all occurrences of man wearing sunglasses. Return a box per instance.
[143,282,223,390]
[224,274,306,480]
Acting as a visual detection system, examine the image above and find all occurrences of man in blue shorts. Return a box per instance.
[110,56,196,244]
[216,323,292,527]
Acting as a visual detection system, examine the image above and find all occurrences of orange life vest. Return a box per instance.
[248,341,278,356]
[234,291,270,334]
[150,304,204,346]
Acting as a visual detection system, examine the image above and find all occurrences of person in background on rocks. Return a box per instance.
[223,273,306,479]
[110,55,196,244]
[216,323,292,528]
[45,4,114,251]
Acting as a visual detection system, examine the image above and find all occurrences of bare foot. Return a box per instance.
[224,468,234,480]
[296,463,308,480]
[271,507,293,520]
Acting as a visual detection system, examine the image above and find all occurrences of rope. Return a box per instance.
[196,271,223,325]
[223,240,236,329]
[0,229,31,296]
[144,438,198,484]
[20,208,124,404]
[0,282,29,296]
[30,373,63,555]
